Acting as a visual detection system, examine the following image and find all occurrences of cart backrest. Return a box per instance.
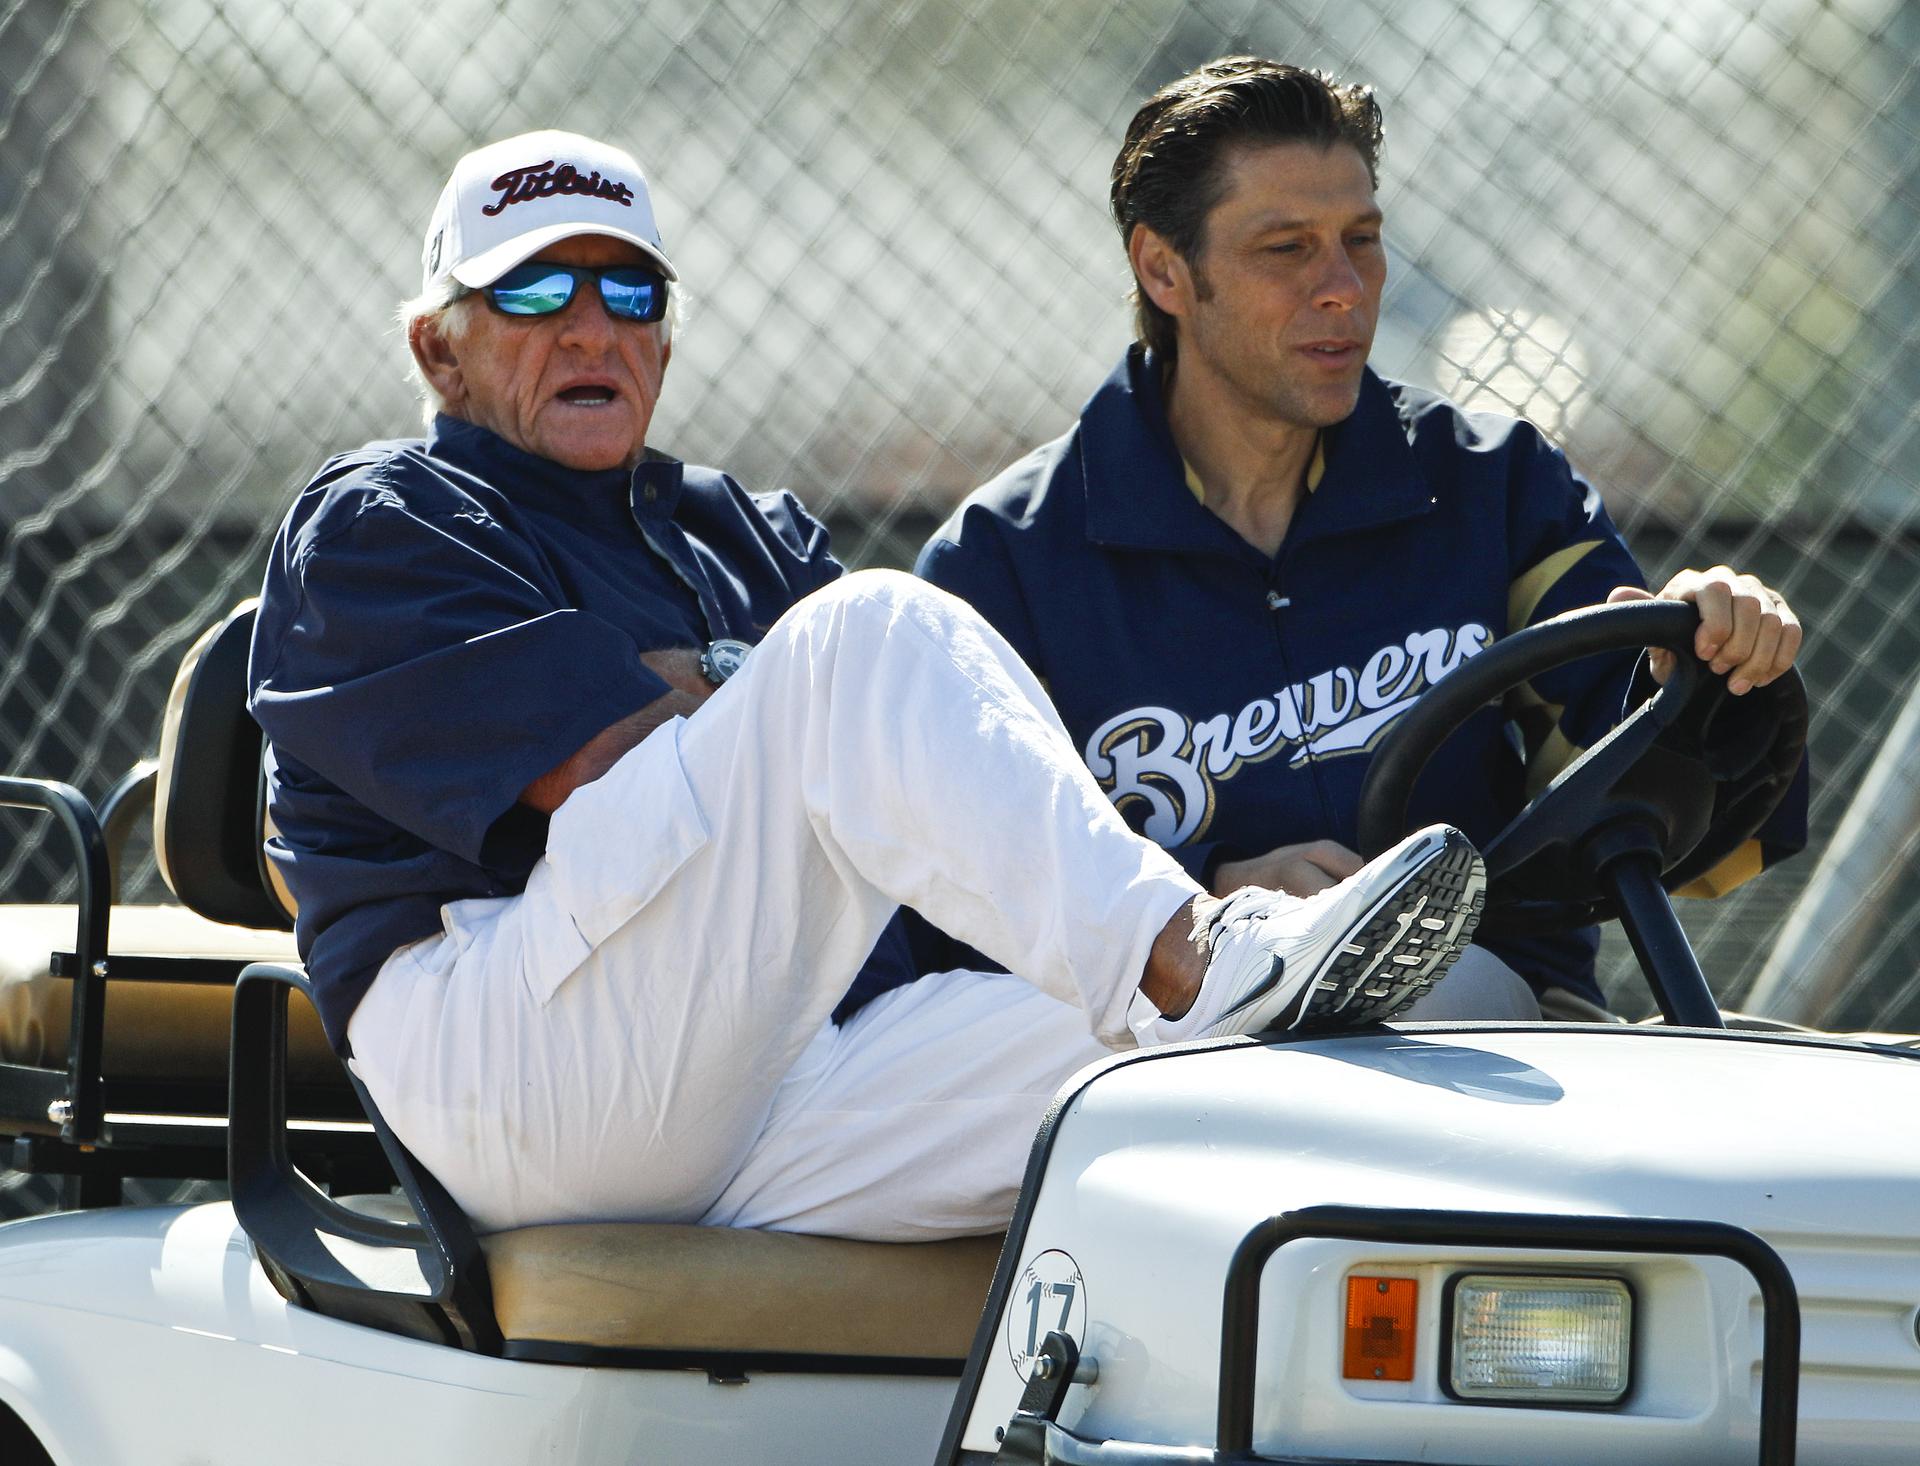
[153,600,294,931]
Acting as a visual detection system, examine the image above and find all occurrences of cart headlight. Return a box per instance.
[1448,1274,1632,1404]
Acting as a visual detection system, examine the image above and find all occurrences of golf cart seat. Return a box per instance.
[86,603,1012,1370]
[0,602,333,1091]
[0,902,305,1086]
[337,1188,1002,1364]
[479,1222,999,1363]
[0,605,356,1205]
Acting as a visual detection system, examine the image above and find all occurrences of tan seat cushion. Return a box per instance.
[483,1221,1003,1359]
[0,903,333,1085]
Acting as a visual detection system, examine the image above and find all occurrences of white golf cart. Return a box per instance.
[0,598,1914,1465]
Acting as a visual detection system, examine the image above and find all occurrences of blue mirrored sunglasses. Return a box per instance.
[480,262,669,323]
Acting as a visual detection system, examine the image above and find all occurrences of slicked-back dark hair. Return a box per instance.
[1111,58,1383,360]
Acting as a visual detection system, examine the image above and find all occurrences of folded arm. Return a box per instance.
[519,648,712,812]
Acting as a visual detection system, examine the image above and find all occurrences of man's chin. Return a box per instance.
[1279,381,1365,431]
[540,427,645,474]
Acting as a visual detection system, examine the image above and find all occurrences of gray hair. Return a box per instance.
[397,272,684,428]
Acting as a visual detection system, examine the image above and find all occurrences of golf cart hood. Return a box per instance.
[951,1025,1920,1465]
[1090,1027,1920,1221]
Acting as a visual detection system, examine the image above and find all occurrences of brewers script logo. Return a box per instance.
[1085,623,1493,846]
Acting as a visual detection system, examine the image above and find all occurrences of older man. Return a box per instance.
[247,130,1486,1242]
[917,61,1807,1020]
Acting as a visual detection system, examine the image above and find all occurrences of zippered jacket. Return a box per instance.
[249,415,918,1049]
[919,347,1807,1002]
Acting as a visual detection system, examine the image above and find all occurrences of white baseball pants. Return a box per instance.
[348,571,1201,1239]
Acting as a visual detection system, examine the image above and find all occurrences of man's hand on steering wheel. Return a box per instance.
[1607,566,1802,697]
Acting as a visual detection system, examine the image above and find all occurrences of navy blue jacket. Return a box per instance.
[249,415,916,1049]
[919,348,1806,1003]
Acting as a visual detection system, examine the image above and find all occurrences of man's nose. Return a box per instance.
[556,285,618,345]
[1315,248,1365,309]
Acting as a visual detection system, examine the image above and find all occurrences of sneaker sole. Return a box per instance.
[1290,829,1486,1031]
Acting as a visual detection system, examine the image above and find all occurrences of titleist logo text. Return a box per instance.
[483,161,635,216]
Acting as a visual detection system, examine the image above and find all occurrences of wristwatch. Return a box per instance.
[700,638,754,686]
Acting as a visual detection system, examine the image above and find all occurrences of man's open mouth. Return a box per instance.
[558,385,617,405]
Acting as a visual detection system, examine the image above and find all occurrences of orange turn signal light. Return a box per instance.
[1343,1275,1417,1382]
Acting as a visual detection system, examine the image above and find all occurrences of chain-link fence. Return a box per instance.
[4,0,1919,1105]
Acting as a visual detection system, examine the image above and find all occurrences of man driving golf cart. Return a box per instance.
[918,58,1809,1018]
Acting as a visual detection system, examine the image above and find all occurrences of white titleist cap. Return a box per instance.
[421,129,677,293]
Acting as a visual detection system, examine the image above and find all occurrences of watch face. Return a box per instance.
[704,638,753,684]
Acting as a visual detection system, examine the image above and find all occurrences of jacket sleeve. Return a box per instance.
[1499,427,1648,790]
[249,481,668,865]
[1498,427,1807,891]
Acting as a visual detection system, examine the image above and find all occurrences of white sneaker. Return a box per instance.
[1194,825,1486,1038]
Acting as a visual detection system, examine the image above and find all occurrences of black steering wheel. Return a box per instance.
[1356,600,1806,940]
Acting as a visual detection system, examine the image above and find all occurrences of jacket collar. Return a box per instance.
[1076,345,1435,556]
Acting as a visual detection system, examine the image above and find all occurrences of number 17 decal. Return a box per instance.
[1006,1249,1088,1380]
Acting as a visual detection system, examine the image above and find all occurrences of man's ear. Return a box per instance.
[1128,223,1193,321]
[409,312,464,409]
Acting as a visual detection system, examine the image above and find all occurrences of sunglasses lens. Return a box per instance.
[599,269,667,322]
[487,265,577,315]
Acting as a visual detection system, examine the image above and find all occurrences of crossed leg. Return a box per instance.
[348,572,1202,1233]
